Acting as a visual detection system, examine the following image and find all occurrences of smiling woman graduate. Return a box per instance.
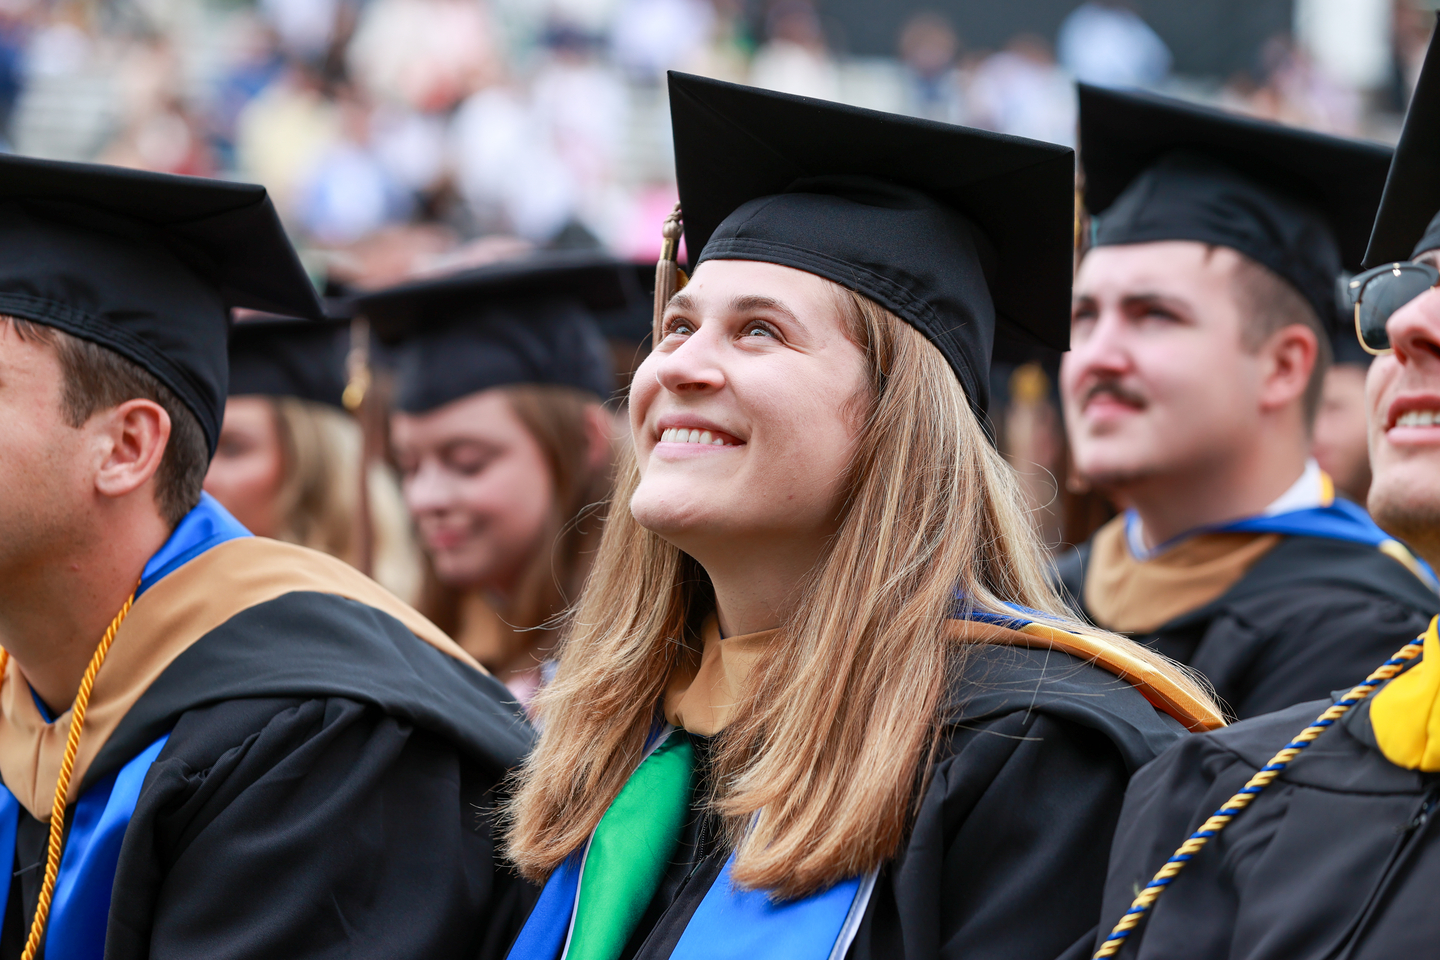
[500,74,1223,960]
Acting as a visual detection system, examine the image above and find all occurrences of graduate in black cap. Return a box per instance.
[1054,84,1439,721]
[499,73,1222,960]
[355,251,622,708]
[1095,27,1440,959]
[206,315,422,601]
[0,155,533,960]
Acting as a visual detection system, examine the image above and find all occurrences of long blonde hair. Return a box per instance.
[506,287,1213,899]
[269,397,422,602]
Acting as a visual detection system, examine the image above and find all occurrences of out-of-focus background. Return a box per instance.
[2,0,1430,267]
[1,0,1430,547]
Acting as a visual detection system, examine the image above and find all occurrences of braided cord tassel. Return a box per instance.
[1093,635,1426,959]
[0,585,137,960]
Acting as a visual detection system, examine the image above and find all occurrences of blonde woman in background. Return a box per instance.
[500,75,1223,960]
[205,316,423,601]
[355,253,624,708]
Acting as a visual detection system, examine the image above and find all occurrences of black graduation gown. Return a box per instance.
[1097,682,1440,960]
[0,553,537,960]
[1056,535,1439,718]
[609,645,1188,960]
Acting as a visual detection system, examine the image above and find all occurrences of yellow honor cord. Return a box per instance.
[1371,616,1440,771]
[0,584,138,960]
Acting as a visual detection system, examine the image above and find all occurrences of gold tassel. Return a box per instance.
[654,203,688,339]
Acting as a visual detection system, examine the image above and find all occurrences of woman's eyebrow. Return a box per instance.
[731,294,805,330]
[667,291,698,313]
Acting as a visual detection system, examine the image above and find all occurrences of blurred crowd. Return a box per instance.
[0,0,1433,273]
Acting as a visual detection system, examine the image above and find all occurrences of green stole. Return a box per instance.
[566,728,697,960]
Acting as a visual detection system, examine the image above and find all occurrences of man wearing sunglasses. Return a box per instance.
[1058,84,1440,722]
[1094,29,1440,959]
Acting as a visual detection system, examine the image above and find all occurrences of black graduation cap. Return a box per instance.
[0,154,322,455]
[228,316,353,409]
[352,250,624,413]
[1078,83,1393,329]
[668,71,1074,415]
[1365,23,1440,265]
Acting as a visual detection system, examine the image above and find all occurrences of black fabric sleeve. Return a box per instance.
[105,696,534,960]
[855,710,1135,960]
[1196,588,1432,719]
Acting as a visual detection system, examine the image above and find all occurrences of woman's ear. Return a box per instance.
[582,403,615,475]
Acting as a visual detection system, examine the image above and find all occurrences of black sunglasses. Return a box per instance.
[1347,260,1440,355]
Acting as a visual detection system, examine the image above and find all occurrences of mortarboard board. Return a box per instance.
[0,154,322,455]
[353,250,624,413]
[1078,83,1393,329]
[1365,21,1440,265]
[228,316,353,409]
[668,71,1074,416]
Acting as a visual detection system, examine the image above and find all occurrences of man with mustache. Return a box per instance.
[1093,29,1440,956]
[1056,85,1439,720]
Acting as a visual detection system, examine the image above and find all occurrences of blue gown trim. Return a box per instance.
[1125,498,1439,590]
[0,495,249,954]
[137,492,252,596]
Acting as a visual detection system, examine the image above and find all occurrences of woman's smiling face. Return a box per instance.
[629,259,870,561]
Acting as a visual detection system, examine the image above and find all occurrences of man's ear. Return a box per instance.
[92,399,171,500]
[1258,324,1319,414]
[582,403,615,476]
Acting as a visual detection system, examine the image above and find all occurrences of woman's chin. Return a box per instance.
[628,491,725,544]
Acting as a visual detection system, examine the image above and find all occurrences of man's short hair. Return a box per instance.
[1224,251,1333,428]
[5,315,208,527]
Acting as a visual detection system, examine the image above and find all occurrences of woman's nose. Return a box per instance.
[654,329,727,394]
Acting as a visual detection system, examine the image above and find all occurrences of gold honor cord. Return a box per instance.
[1093,635,1426,958]
[0,584,138,960]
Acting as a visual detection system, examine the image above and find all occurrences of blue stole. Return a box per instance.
[0,493,251,957]
[507,850,876,960]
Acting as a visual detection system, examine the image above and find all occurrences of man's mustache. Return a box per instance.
[1082,379,1147,409]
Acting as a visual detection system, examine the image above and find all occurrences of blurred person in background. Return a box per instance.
[1056,0,1171,89]
[897,10,966,123]
[966,34,1075,145]
[1313,323,1376,503]
[749,0,839,101]
[1058,85,1438,721]
[358,252,622,708]
[206,315,422,603]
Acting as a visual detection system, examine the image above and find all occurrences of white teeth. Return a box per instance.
[1398,410,1440,427]
[659,426,735,445]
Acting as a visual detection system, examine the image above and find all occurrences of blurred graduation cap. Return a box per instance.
[0,154,322,455]
[1365,22,1440,265]
[667,70,1075,415]
[351,250,626,413]
[1078,83,1392,329]
[228,315,354,409]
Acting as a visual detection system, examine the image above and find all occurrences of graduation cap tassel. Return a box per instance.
[654,203,688,339]
[345,317,376,578]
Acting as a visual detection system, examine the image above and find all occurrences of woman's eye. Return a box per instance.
[743,323,775,338]
[665,319,694,337]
